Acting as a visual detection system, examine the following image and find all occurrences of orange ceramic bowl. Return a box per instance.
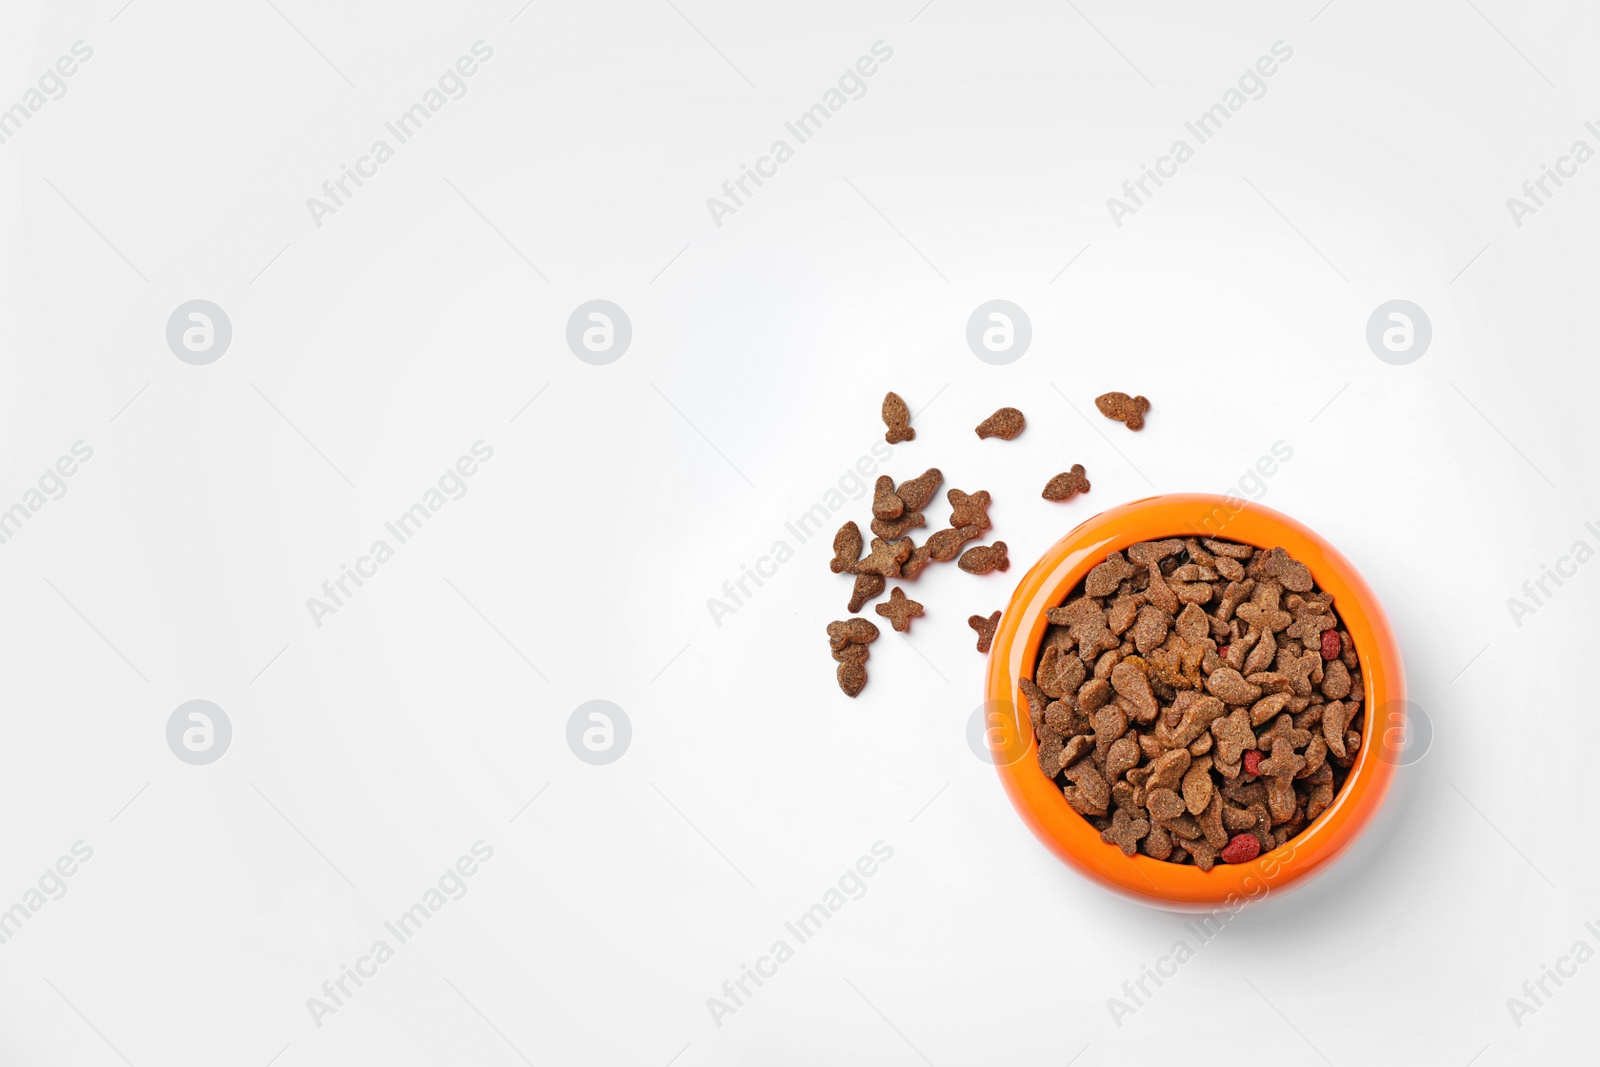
[984,493,1403,909]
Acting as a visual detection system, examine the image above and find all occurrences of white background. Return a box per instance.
[1,1,1596,1064]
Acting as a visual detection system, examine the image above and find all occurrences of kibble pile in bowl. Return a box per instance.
[1021,538,1363,869]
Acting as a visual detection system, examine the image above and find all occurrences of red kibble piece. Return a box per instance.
[1320,629,1341,661]
[1218,646,1230,659]
[1221,832,1261,864]
[1243,750,1264,776]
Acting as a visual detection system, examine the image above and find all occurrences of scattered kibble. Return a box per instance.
[870,512,926,540]
[947,488,992,531]
[871,475,904,521]
[857,536,912,579]
[1095,391,1150,431]
[875,587,924,633]
[926,525,982,561]
[1043,464,1091,501]
[834,643,870,697]
[895,468,943,512]
[848,572,885,613]
[882,392,915,444]
[828,619,878,698]
[958,541,1010,575]
[830,521,863,575]
[975,407,1026,440]
[970,611,1001,653]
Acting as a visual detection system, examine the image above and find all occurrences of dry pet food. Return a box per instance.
[871,512,927,540]
[959,542,1010,575]
[857,537,912,579]
[875,587,924,633]
[871,476,905,521]
[830,521,863,574]
[947,488,992,531]
[901,542,934,581]
[926,525,982,561]
[1095,391,1150,431]
[829,618,879,697]
[882,392,915,443]
[970,611,1001,653]
[976,407,1026,440]
[848,572,885,613]
[895,468,943,511]
[1028,538,1361,869]
[1043,465,1091,502]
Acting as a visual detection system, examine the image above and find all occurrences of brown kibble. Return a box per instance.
[1306,779,1335,821]
[1043,464,1091,502]
[1321,659,1352,700]
[1101,807,1149,856]
[1047,598,1120,663]
[882,391,914,443]
[1037,644,1087,699]
[874,587,924,633]
[1018,677,1048,728]
[958,541,1010,574]
[1203,539,1254,559]
[1323,700,1355,758]
[1146,749,1191,793]
[1250,546,1314,593]
[870,512,927,540]
[1147,787,1185,822]
[1077,677,1111,713]
[834,643,869,697]
[1063,761,1110,816]
[1143,821,1174,860]
[1036,730,1065,777]
[1130,605,1172,656]
[1265,773,1297,824]
[1197,789,1228,848]
[1206,667,1263,706]
[826,617,880,651]
[1211,708,1257,766]
[1025,536,1358,868]
[901,544,934,581]
[1110,659,1159,723]
[848,572,885,613]
[1095,391,1150,431]
[871,475,904,521]
[927,525,982,561]
[975,407,1026,440]
[947,488,992,531]
[829,521,863,575]
[969,610,1001,653]
[1060,733,1095,767]
[895,468,943,512]
[1127,539,1184,566]
[1105,738,1141,786]
[1185,835,1220,872]
[857,537,912,578]
[1046,700,1090,738]
[1085,552,1137,597]
[1175,602,1209,644]
[1258,737,1306,781]
[1183,762,1214,816]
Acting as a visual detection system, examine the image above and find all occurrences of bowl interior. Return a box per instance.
[985,493,1403,908]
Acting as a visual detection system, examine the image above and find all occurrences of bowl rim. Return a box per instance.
[983,492,1404,909]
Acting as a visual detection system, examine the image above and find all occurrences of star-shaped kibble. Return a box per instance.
[856,537,912,579]
[874,587,924,633]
